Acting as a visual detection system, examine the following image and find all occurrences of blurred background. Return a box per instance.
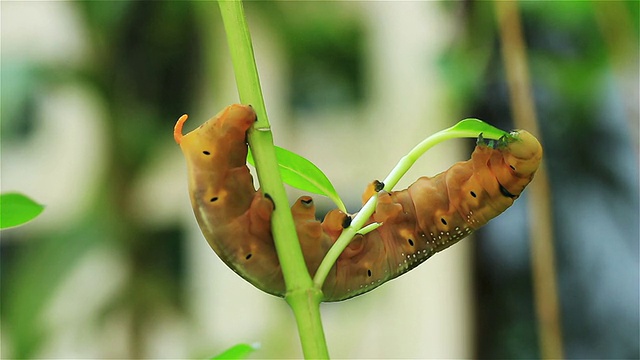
[1,1,638,358]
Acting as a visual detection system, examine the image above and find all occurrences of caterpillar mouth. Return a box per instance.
[498,182,517,198]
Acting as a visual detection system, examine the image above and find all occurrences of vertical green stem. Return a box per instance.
[217,1,329,358]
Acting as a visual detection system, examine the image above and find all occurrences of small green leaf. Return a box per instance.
[1,193,44,229]
[447,118,508,139]
[248,147,347,213]
[210,343,259,360]
[356,222,383,236]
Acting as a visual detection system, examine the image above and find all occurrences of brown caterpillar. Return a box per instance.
[174,104,542,301]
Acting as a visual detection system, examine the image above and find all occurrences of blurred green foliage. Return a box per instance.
[210,343,258,360]
[2,2,201,358]
[252,2,364,112]
[440,1,638,359]
[1,1,638,359]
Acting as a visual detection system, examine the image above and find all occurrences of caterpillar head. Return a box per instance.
[493,130,543,196]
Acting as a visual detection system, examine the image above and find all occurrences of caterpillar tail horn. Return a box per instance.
[174,114,189,145]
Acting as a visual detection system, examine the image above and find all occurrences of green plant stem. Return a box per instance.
[288,289,327,358]
[313,126,504,289]
[217,1,329,358]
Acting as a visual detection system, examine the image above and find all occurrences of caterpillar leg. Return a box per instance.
[373,191,403,223]
[248,192,274,235]
[361,180,384,204]
[292,197,351,277]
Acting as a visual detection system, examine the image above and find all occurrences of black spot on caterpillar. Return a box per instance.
[341,215,352,229]
[373,180,384,192]
[174,104,542,301]
[264,193,275,210]
[499,183,517,198]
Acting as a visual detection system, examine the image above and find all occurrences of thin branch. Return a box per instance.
[495,2,564,358]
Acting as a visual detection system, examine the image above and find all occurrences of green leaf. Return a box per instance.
[1,193,44,229]
[447,118,509,139]
[248,146,347,213]
[210,343,259,360]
